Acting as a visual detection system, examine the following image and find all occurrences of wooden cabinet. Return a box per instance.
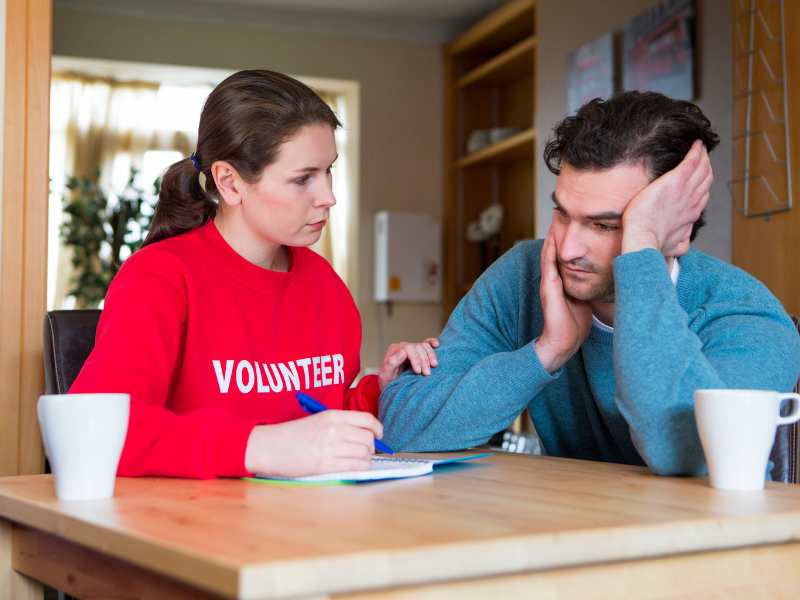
[731,0,800,316]
[443,0,537,316]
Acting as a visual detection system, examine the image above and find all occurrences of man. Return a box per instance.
[380,91,800,476]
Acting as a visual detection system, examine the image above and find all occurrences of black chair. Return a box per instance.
[43,309,102,395]
[42,310,101,600]
[769,314,800,483]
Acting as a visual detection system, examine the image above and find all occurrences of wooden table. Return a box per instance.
[3,452,800,599]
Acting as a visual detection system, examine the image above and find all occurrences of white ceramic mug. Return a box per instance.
[694,389,800,491]
[37,393,130,500]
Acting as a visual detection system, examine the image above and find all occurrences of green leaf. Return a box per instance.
[59,165,159,307]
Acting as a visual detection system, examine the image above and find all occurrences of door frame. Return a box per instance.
[0,0,52,475]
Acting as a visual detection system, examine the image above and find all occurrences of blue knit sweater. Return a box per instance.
[380,241,800,476]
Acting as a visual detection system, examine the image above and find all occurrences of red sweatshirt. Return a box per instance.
[70,221,380,479]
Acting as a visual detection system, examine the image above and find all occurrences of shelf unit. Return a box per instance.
[443,0,537,316]
[456,36,536,88]
[454,127,535,168]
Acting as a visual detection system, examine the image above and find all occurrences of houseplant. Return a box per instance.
[60,168,158,308]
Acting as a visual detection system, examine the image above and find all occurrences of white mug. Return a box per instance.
[37,393,130,500]
[694,389,800,491]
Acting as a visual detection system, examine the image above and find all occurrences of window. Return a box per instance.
[48,59,359,309]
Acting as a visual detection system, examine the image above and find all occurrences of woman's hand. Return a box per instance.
[244,410,383,477]
[378,338,440,391]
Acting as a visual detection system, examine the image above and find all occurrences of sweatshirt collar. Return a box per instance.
[199,220,299,294]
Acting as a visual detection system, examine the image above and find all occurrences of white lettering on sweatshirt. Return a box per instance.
[212,354,346,394]
[212,360,234,394]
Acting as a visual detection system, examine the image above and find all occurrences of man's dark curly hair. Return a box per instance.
[543,91,719,241]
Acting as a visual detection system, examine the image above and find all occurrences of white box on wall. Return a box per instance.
[374,211,441,303]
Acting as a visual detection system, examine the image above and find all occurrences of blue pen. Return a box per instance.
[296,392,395,455]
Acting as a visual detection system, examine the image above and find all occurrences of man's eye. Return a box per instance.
[553,209,568,222]
[594,222,618,232]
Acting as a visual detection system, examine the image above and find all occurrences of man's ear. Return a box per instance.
[211,161,245,208]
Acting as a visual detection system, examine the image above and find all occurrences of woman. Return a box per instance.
[70,70,438,479]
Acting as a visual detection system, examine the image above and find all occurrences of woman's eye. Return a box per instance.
[294,175,311,186]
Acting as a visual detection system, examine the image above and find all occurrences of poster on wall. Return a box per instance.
[567,32,615,115]
[623,0,695,100]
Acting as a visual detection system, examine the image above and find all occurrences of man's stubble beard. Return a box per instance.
[559,264,616,304]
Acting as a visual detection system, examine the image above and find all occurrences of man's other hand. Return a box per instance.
[535,230,592,373]
[621,139,713,257]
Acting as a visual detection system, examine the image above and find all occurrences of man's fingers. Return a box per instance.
[540,235,567,308]
[540,231,551,277]
[540,231,568,309]
[684,146,711,191]
[674,139,702,178]
[542,233,560,283]
[697,169,714,198]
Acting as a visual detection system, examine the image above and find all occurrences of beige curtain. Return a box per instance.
[48,73,197,309]
[311,89,351,288]
[49,75,352,307]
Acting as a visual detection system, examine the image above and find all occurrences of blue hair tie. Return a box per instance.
[190,152,201,172]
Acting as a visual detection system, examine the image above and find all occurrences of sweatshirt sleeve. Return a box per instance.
[379,244,558,451]
[344,374,380,415]
[613,249,800,477]
[69,249,262,479]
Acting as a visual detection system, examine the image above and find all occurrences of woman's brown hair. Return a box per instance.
[143,69,341,246]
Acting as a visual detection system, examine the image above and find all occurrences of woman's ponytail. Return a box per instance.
[142,156,216,246]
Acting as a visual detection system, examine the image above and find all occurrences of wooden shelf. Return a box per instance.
[457,36,536,88]
[444,0,537,318]
[455,128,535,168]
[447,0,535,57]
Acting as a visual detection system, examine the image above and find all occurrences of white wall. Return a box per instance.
[53,4,445,368]
[53,0,736,369]
[535,0,733,261]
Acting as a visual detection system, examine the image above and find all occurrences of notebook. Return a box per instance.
[251,453,491,484]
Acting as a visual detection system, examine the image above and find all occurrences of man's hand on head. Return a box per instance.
[535,230,592,373]
[621,139,713,257]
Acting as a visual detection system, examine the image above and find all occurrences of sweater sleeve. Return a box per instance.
[613,249,800,477]
[379,244,558,451]
[69,249,262,479]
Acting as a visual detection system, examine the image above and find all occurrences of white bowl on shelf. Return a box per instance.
[466,129,491,153]
[489,127,521,143]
